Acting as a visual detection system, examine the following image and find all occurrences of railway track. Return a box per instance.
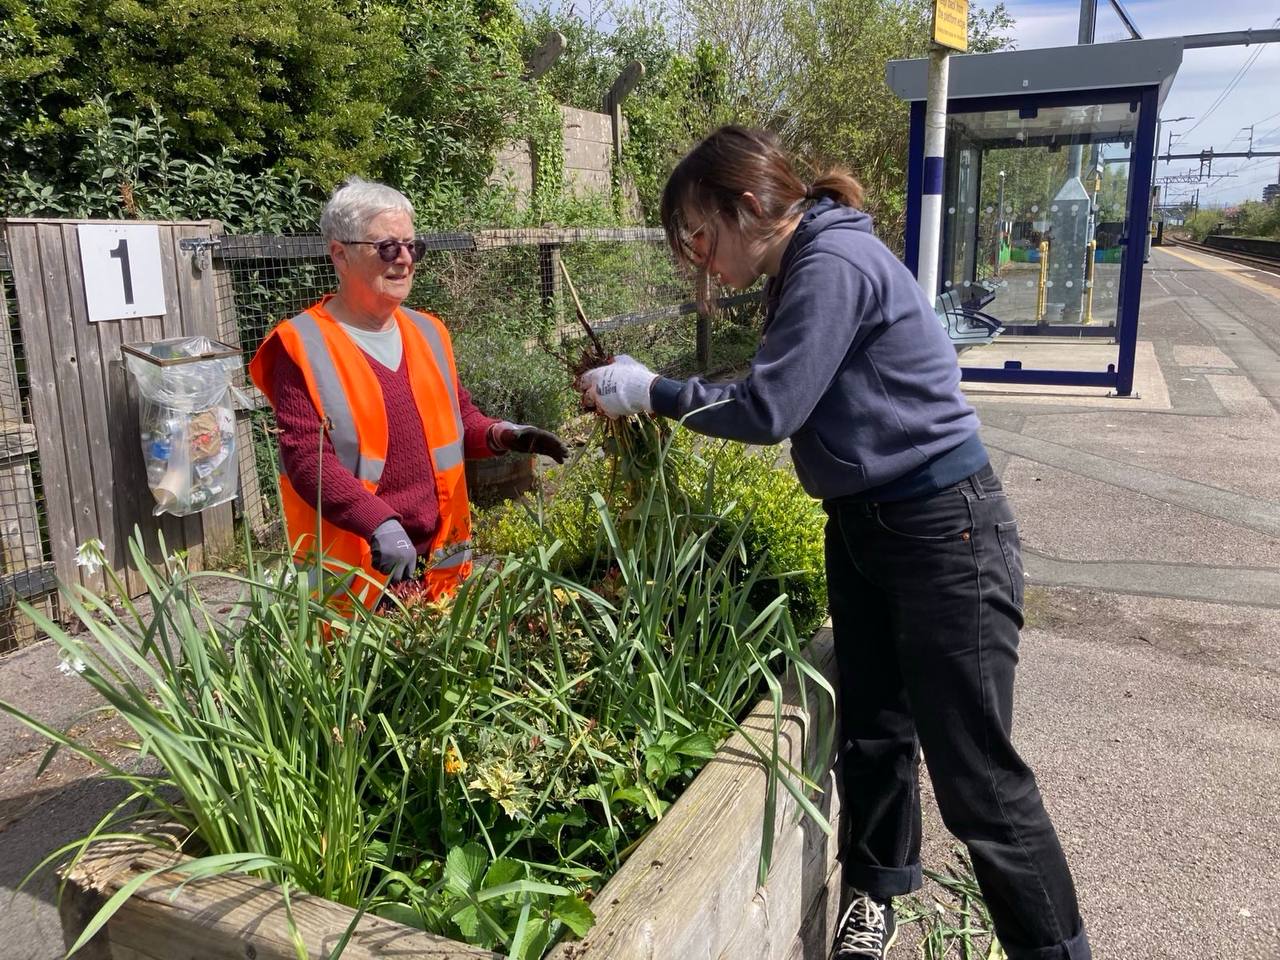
[1164,235,1280,273]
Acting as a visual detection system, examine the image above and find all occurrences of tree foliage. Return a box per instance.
[521,2,729,220]
[2,0,1019,233]
[1184,199,1280,241]
[1,0,532,227]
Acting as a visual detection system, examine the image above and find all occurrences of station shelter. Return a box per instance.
[888,38,1184,395]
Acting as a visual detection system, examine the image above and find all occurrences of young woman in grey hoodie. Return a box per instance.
[578,126,1091,960]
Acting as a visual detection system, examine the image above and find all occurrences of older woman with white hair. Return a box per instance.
[250,177,567,605]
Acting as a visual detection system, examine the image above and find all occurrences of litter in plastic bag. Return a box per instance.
[122,336,248,517]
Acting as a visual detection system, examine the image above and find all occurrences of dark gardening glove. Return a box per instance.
[492,422,569,464]
[369,518,417,584]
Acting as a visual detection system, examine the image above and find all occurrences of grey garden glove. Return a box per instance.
[369,518,417,584]
[491,422,569,463]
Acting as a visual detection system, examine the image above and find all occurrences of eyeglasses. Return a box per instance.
[679,221,709,263]
[341,238,428,263]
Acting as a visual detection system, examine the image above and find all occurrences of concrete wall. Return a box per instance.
[490,105,627,204]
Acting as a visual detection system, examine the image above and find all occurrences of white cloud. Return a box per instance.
[998,1,1280,204]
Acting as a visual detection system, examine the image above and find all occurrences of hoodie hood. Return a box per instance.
[767,198,875,310]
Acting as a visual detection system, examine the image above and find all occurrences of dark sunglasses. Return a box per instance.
[342,238,428,263]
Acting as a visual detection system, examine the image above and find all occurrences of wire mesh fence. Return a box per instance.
[215,226,765,541]
[0,262,56,653]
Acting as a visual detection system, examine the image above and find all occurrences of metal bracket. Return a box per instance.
[178,236,221,273]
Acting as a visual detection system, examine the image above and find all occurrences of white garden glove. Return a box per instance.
[577,355,658,419]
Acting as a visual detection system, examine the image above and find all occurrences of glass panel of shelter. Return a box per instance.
[939,100,1139,348]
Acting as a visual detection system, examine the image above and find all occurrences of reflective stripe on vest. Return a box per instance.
[433,439,464,473]
[403,308,463,425]
[401,309,466,475]
[290,312,386,485]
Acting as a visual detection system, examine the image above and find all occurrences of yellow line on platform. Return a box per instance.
[1159,245,1280,302]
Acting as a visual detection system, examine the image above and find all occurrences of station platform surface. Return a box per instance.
[904,244,1280,958]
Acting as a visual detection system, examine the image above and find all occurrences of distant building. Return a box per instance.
[1264,182,1280,204]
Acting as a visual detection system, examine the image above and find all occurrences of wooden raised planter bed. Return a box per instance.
[61,629,841,960]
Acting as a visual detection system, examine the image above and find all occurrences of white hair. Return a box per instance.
[319,177,415,244]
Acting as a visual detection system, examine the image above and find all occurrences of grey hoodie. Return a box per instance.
[650,198,982,500]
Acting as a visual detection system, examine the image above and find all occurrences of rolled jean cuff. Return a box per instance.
[842,859,922,899]
[1005,923,1091,960]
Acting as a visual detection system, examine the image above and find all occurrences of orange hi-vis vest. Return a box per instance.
[249,297,472,606]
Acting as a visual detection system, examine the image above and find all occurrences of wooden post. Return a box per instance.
[696,273,712,370]
[537,241,561,329]
[524,30,565,80]
[207,221,273,546]
[602,60,646,165]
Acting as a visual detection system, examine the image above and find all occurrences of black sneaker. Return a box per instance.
[833,891,897,959]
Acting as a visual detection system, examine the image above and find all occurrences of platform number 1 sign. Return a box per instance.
[77,224,167,323]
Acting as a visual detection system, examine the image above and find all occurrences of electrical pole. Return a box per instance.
[1067,0,1097,179]
[918,45,950,302]
[916,0,968,301]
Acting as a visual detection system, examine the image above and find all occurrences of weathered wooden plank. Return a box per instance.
[170,223,235,563]
[36,222,108,593]
[0,422,36,460]
[210,224,271,544]
[782,859,845,960]
[548,629,839,960]
[61,222,117,592]
[715,765,844,960]
[60,836,502,960]
[7,224,80,592]
[154,225,204,571]
[94,281,147,597]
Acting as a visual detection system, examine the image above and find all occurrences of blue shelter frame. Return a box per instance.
[889,39,1182,395]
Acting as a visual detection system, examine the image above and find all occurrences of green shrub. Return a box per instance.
[475,429,828,636]
[454,332,572,432]
[696,441,827,636]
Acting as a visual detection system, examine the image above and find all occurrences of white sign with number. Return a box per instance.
[77,224,167,323]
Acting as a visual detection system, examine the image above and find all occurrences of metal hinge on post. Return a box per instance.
[178,236,221,273]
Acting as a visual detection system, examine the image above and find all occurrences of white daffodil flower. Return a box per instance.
[74,538,106,576]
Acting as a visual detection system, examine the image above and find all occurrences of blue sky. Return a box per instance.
[998,0,1280,207]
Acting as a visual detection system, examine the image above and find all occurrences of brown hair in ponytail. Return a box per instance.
[660,125,864,269]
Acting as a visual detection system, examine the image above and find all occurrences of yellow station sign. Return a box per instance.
[933,0,968,51]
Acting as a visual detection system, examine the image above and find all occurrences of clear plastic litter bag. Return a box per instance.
[123,336,247,517]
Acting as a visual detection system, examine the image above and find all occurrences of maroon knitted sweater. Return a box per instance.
[273,350,499,551]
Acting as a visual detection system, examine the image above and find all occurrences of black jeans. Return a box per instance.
[825,464,1091,960]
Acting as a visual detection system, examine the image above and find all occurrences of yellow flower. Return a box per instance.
[444,744,467,776]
